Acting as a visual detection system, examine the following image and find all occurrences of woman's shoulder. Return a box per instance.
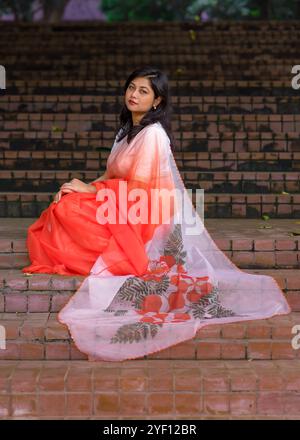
[144,121,168,139]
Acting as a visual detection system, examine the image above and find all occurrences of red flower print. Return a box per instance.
[139,312,168,324]
[177,264,187,273]
[171,313,191,322]
[186,290,202,303]
[168,292,185,310]
[199,282,213,295]
[160,255,176,268]
[142,294,162,312]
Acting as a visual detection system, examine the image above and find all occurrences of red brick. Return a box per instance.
[248,342,272,359]
[5,294,27,312]
[20,343,44,360]
[11,367,40,392]
[38,367,67,392]
[174,369,201,391]
[66,394,92,416]
[257,392,284,415]
[94,369,119,391]
[0,395,10,417]
[254,252,276,268]
[28,294,50,312]
[276,240,296,251]
[38,394,65,416]
[149,369,173,391]
[272,343,296,359]
[11,394,37,417]
[175,393,202,415]
[5,274,27,290]
[254,240,275,251]
[51,293,72,312]
[221,343,246,359]
[45,342,70,360]
[169,341,196,359]
[203,393,230,415]
[258,372,284,391]
[203,373,230,392]
[246,324,271,339]
[230,370,257,391]
[230,394,256,415]
[94,393,119,415]
[276,252,298,267]
[66,368,92,392]
[283,393,300,415]
[148,393,173,415]
[196,342,221,360]
[222,324,246,339]
[120,369,147,392]
[28,276,51,290]
[232,239,253,251]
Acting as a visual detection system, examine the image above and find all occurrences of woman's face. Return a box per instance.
[125,76,162,117]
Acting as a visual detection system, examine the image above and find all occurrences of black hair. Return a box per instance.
[116,65,176,151]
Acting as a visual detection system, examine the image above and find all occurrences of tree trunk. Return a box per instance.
[41,0,70,23]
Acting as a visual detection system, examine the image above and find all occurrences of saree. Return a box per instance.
[57,122,291,362]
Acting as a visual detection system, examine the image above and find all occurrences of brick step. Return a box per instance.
[1,97,298,115]
[0,40,298,50]
[0,19,298,29]
[3,113,300,130]
[0,266,299,313]
[1,132,300,153]
[2,78,295,86]
[0,312,299,361]
[1,78,296,90]
[0,192,299,218]
[0,359,300,419]
[2,47,298,58]
[1,58,295,68]
[2,117,300,135]
[1,93,298,106]
[1,151,300,172]
[5,70,292,81]
[1,88,298,99]
[1,170,299,194]
[1,217,300,269]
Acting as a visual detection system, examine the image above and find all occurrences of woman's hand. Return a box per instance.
[53,178,96,203]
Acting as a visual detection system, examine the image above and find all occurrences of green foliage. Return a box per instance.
[101,0,300,21]
[0,0,35,21]
[0,0,70,22]
[102,0,195,21]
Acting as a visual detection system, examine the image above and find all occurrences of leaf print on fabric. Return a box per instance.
[162,223,187,267]
[190,285,235,319]
[110,321,163,344]
[111,273,170,309]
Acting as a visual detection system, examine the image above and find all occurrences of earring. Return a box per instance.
[153,106,157,110]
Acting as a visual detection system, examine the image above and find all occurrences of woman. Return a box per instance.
[23,66,291,362]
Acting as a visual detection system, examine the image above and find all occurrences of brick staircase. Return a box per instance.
[0,21,300,419]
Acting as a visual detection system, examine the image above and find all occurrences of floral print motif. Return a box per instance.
[108,224,235,344]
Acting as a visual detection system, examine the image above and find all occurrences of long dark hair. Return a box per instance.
[116,66,176,151]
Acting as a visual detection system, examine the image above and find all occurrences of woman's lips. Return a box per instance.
[129,100,137,105]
